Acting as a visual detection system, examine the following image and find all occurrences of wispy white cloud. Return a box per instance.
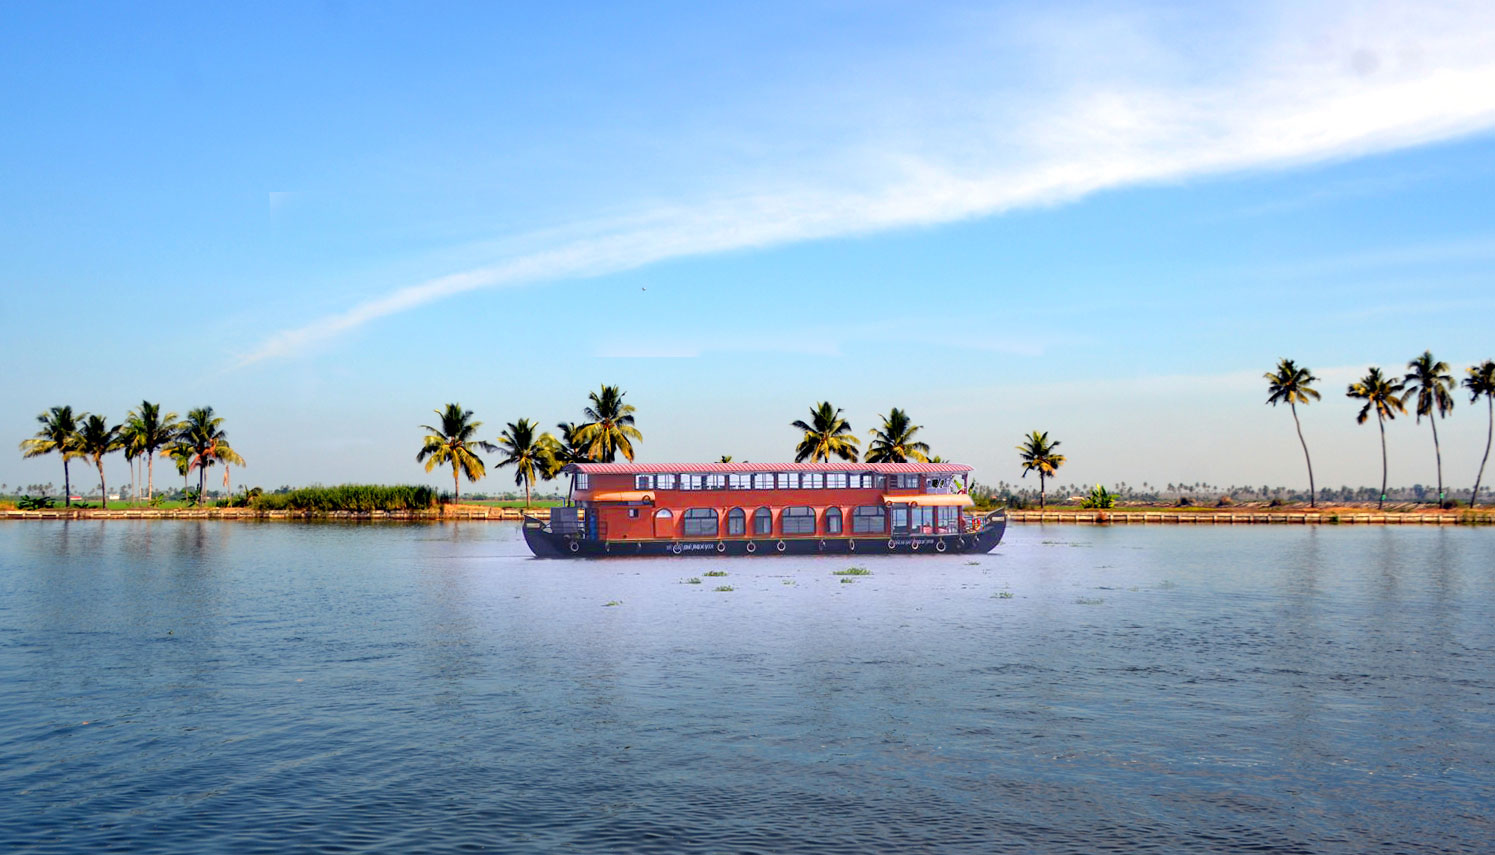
[238,1,1495,365]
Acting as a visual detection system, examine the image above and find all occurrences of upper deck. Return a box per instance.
[566,461,971,505]
[555,462,980,541]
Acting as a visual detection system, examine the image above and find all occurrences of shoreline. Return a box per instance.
[3,506,1491,525]
[1007,508,1492,525]
[0,504,550,522]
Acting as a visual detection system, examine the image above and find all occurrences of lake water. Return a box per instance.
[1,521,1492,853]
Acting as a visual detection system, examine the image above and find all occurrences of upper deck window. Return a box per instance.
[893,474,921,489]
[656,473,676,490]
[680,474,703,491]
[635,475,653,490]
[777,472,799,489]
[705,474,726,490]
[802,472,824,489]
[826,473,848,489]
[576,473,590,490]
[728,473,750,490]
[752,473,774,490]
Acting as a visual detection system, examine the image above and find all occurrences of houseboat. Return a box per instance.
[522,462,1006,558]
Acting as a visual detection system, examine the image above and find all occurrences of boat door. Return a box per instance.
[653,508,674,538]
[890,503,910,535]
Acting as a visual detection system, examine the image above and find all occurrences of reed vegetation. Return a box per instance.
[249,484,437,512]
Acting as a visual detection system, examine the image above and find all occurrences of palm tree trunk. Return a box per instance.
[97,460,107,510]
[1474,397,1492,509]
[524,478,531,509]
[453,465,460,503]
[1430,415,1444,505]
[1378,414,1388,510]
[147,454,155,502]
[63,459,72,507]
[1291,401,1316,508]
[1039,472,1046,509]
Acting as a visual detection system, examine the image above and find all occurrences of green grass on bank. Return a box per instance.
[464,498,564,509]
[0,497,195,510]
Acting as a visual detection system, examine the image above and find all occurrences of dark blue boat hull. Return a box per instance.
[522,512,1006,558]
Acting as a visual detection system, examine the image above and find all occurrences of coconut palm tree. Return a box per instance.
[719,455,733,463]
[179,406,244,502]
[163,440,194,500]
[576,385,642,463]
[76,414,122,507]
[120,424,141,505]
[417,404,497,502]
[865,407,931,463]
[496,418,557,508]
[1464,360,1495,508]
[542,421,588,479]
[1347,367,1407,510]
[792,402,860,462]
[1404,351,1456,505]
[1016,430,1065,509]
[1264,358,1322,507]
[125,401,180,502]
[19,405,86,506]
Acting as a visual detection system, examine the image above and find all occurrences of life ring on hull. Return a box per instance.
[935,540,947,553]
[911,540,920,551]
[671,542,683,555]
[776,540,787,553]
[746,542,757,554]
[818,540,827,551]
[568,540,580,553]
[716,541,726,553]
[848,540,856,552]
[888,540,897,551]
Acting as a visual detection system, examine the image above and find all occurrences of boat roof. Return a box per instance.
[567,461,972,475]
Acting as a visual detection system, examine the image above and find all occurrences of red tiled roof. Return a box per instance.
[567,461,971,474]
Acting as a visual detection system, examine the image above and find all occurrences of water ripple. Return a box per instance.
[1,522,1492,853]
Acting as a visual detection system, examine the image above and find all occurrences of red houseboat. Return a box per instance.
[522,461,1006,558]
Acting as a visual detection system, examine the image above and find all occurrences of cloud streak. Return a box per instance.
[238,1,1495,365]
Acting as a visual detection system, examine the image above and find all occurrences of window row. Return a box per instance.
[651,505,896,537]
[634,473,900,491]
[574,473,944,492]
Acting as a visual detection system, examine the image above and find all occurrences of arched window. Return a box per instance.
[823,507,843,535]
[851,505,886,534]
[752,507,773,535]
[781,506,815,535]
[727,507,746,536]
[653,508,674,538]
[682,508,719,537]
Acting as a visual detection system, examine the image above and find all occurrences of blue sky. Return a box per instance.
[4,1,1495,496]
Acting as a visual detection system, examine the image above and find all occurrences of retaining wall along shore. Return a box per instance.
[0,506,552,521]
[1005,510,1491,525]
